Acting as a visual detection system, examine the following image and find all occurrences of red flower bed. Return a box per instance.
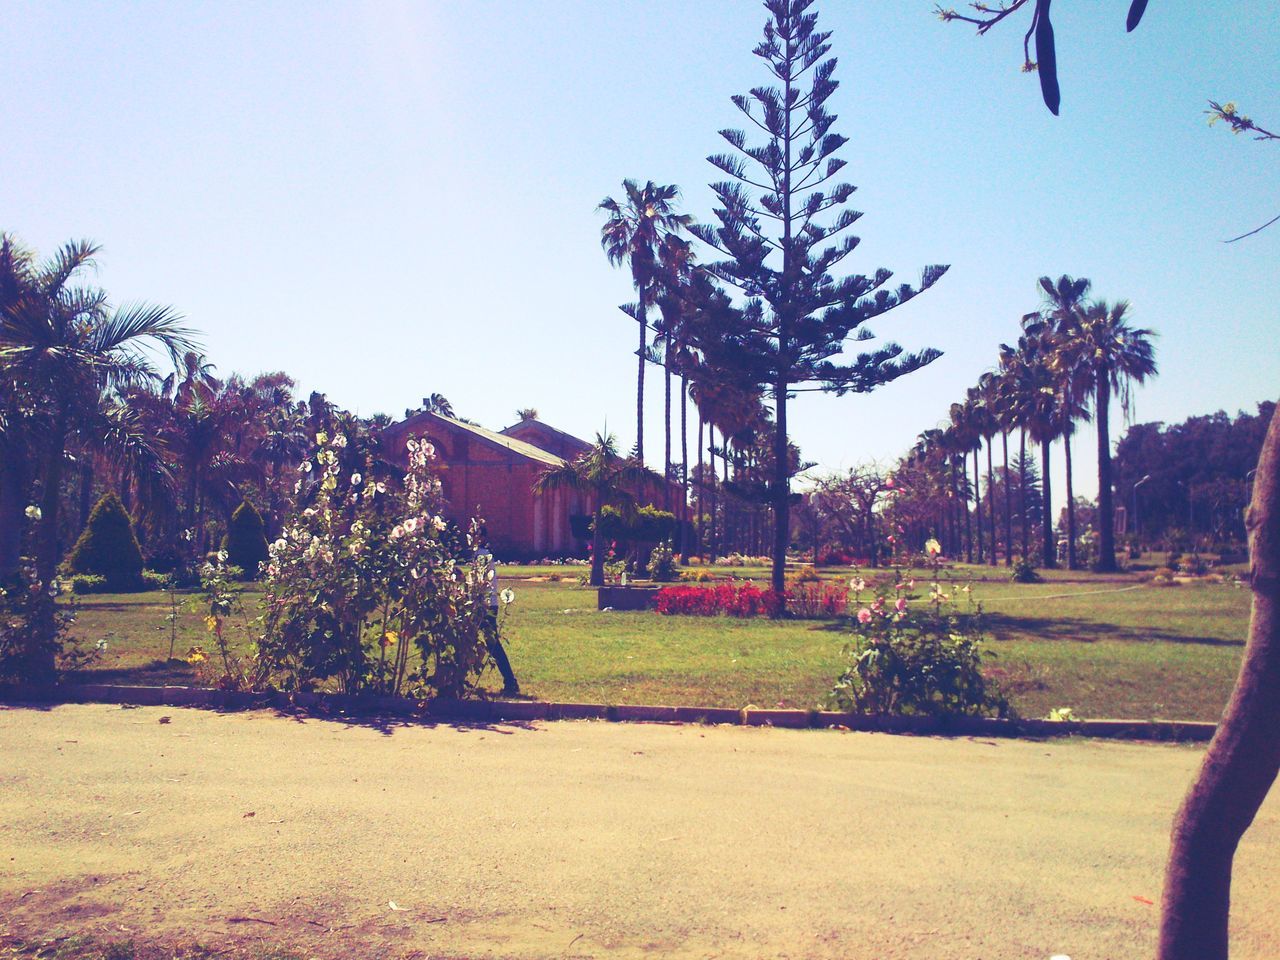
[655,582,847,619]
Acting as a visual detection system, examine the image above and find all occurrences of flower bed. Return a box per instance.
[654,582,848,619]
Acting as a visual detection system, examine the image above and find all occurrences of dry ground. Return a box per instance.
[1,704,1277,960]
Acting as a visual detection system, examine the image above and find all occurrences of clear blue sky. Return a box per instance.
[4,1,1276,498]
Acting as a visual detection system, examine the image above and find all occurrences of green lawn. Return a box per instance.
[58,562,1250,722]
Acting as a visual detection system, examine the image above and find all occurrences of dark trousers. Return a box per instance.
[484,608,519,694]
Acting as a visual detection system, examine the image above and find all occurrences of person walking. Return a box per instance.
[475,527,520,696]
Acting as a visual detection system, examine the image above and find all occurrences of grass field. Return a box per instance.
[57,558,1251,722]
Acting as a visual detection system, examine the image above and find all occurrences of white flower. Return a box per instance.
[272,538,287,553]
[375,481,387,494]
[925,538,942,556]
[422,442,436,458]
[24,505,42,521]
[315,431,328,446]
[216,550,228,564]
[402,517,419,535]
[332,433,347,448]
[406,438,419,453]
[500,588,515,605]
[851,577,865,592]
[389,525,405,540]
[351,472,362,486]
[301,460,313,473]
[431,515,447,532]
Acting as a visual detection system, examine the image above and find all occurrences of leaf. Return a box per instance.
[1126,0,1149,32]
[1035,0,1060,115]
[388,901,408,912]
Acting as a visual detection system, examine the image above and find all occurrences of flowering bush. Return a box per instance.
[828,561,1008,719]
[0,559,76,682]
[256,431,502,698]
[654,581,846,619]
[655,582,786,618]
[647,541,679,581]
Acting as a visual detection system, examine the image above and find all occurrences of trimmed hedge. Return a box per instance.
[222,501,269,578]
[63,493,145,591]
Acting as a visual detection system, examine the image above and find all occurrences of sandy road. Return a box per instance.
[1,703,1277,960]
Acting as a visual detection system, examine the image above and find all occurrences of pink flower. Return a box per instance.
[857,608,873,624]
[895,597,907,613]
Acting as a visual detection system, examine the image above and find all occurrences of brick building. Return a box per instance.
[381,411,593,558]
[382,411,681,558]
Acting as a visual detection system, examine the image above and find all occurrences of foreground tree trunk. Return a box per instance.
[986,438,997,566]
[1158,400,1280,960]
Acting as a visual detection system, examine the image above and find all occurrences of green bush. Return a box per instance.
[70,571,164,595]
[1009,558,1042,584]
[63,493,145,591]
[222,501,269,579]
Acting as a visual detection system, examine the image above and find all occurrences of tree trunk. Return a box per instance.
[1096,377,1119,572]
[696,413,705,559]
[973,448,984,564]
[0,434,28,580]
[960,458,973,563]
[663,359,672,510]
[680,375,689,557]
[1158,400,1280,959]
[1002,431,1013,567]
[635,294,646,465]
[986,438,997,566]
[772,378,789,598]
[1064,432,1078,570]
[1041,437,1055,568]
[1019,429,1029,561]
[37,411,68,587]
[590,507,605,587]
[709,426,719,561]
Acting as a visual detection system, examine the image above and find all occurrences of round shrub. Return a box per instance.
[222,501,269,579]
[63,492,145,590]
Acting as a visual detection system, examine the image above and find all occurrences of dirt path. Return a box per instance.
[1,704,1277,960]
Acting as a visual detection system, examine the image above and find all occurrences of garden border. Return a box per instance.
[0,683,1218,742]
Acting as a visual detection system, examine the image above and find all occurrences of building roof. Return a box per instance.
[499,417,593,456]
[387,410,565,467]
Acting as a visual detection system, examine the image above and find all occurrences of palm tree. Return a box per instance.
[533,433,661,587]
[987,370,1018,566]
[1029,275,1094,569]
[949,400,982,563]
[0,238,194,590]
[1001,332,1061,568]
[515,408,539,422]
[598,180,691,464]
[1066,300,1158,571]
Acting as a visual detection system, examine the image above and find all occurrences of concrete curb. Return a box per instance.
[0,683,1218,742]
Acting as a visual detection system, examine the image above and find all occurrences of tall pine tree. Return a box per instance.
[689,0,947,595]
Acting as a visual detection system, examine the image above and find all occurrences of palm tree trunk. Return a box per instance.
[635,296,646,464]
[1002,431,1013,567]
[1019,428,1029,561]
[973,448,984,564]
[696,413,705,559]
[664,360,672,510]
[709,426,719,561]
[1064,432,1078,570]
[1158,400,1280,959]
[960,459,973,563]
[986,438,997,566]
[1096,377,1119,572]
[0,433,28,580]
[680,375,689,557]
[37,409,68,587]
[1041,437,1055,568]
[590,507,605,587]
